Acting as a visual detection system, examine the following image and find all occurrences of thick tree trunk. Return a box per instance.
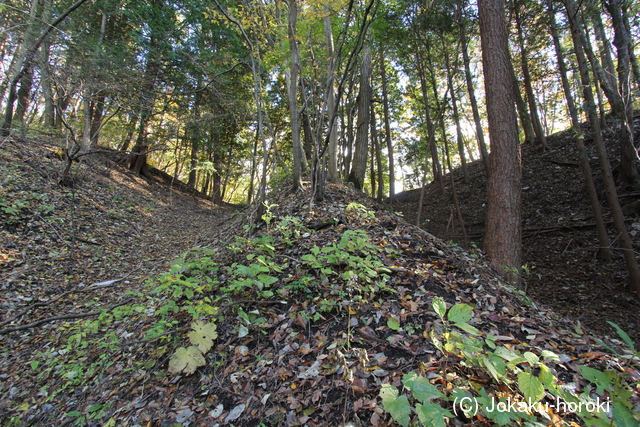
[12,68,33,130]
[547,0,612,262]
[347,46,372,190]
[478,0,523,282]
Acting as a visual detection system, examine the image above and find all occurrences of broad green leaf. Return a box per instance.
[454,321,480,335]
[480,354,502,382]
[483,399,525,426]
[579,366,612,395]
[494,346,520,361]
[168,346,205,375]
[613,402,639,427]
[432,297,446,320]
[415,401,452,427]
[447,304,473,324]
[517,372,545,403]
[379,384,411,427]
[188,321,218,353]
[387,316,401,331]
[258,274,278,286]
[402,372,445,403]
[523,351,539,366]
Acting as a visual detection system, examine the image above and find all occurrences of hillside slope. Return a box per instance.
[393,117,640,344]
[1,136,638,426]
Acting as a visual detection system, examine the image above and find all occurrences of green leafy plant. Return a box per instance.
[168,320,218,375]
[380,298,640,427]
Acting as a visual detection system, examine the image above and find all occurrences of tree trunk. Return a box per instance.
[478,0,523,282]
[347,45,372,190]
[12,68,33,130]
[2,0,91,135]
[324,14,339,182]
[89,95,106,146]
[547,0,612,262]
[40,0,55,129]
[371,105,384,201]
[380,47,395,200]
[511,67,536,146]
[440,109,469,246]
[287,0,303,191]
[566,0,640,296]
[444,48,469,183]
[457,2,490,175]
[514,0,548,150]
[416,58,444,195]
[604,0,640,188]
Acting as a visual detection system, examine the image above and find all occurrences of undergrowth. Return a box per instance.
[4,202,638,427]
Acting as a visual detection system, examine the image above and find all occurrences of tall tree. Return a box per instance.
[456,2,490,175]
[2,0,91,135]
[347,45,372,190]
[513,0,548,150]
[287,0,303,191]
[478,0,522,281]
[547,0,612,262]
[565,0,640,296]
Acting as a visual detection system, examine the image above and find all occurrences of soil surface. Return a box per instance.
[392,115,640,343]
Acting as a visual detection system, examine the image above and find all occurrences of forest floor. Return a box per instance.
[392,115,640,344]
[0,130,639,426]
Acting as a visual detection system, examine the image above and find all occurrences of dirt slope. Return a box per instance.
[392,117,640,344]
[1,135,638,426]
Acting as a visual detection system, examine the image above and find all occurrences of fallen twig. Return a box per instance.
[0,297,134,334]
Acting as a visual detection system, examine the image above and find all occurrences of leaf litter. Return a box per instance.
[0,136,638,426]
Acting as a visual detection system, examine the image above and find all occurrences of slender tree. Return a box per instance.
[565,0,640,296]
[347,45,372,190]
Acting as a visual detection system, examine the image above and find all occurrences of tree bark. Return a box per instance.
[380,47,395,200]
[478,0,522,282]
[324,13,339,182]
[347,45,372,190]
[287,0,303,191]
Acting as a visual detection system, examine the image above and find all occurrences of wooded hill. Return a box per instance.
[0,136,639,426]
[2,0,640,289]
